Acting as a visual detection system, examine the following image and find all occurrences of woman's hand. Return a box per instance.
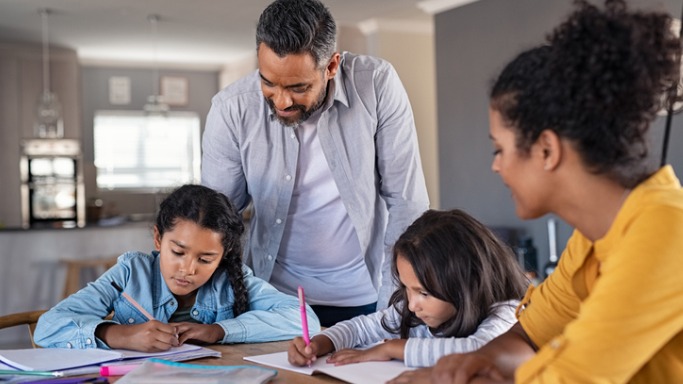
[387,367,433,384]
[430,353,505,384]
[95,321,179,352]
[288,335,334,367]
[327,339,406,366]
[387,357,509,384]
[173,322,225,345]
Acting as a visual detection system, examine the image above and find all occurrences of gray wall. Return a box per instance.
[81,66,219,217]
[435,0,683,275]
[0,43,81,229]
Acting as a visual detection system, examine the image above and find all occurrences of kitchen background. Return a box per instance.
[1,0,683,347]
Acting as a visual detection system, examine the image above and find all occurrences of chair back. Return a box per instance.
[0,310,47,348]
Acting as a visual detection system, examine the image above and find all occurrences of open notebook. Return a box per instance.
[244,351,415,384]
[0,344,220,376]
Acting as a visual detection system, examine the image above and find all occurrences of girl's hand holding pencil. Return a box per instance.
[287,334,335,367]
[93,281,180,352]
[95,319,180,352]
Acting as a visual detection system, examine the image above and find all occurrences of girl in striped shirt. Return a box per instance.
[288,208,528,367]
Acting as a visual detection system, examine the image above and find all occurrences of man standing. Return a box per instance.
[202,0,428,326]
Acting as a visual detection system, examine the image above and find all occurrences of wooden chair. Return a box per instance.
[0,309,47,348]
[60,255,119,298]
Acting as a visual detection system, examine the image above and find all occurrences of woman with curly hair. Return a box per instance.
[35,184,319,351]
[390,0,683,383]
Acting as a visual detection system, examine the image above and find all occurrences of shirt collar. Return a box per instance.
[152,250,176,308]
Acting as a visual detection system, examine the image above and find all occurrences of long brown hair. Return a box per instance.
[383,209,528,338]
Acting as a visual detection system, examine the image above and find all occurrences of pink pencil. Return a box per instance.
[297,286,311,346]
[100,363,140,376]
[111,281,155,321]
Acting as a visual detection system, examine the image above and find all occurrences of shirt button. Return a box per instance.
[290,133,295,139]
[171,300,176,307]
[550,339,562,349]
[285,175,292,181]
[267,254,273,261]
[85,338,92,345]
[192,310,199,316]
[128,318,135,324]
[275,219,282,224]
[66,342,73,349]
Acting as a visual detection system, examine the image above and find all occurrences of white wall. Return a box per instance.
[338,18,440,208]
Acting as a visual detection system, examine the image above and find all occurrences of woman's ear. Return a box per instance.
[538,129,562,171]
[153,225,162,251]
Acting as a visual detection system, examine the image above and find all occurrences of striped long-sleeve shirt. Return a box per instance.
[320,300,518,367]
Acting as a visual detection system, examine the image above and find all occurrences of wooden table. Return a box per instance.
[109,340,345,383]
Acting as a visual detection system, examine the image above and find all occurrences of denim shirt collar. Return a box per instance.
[151,250,176,311]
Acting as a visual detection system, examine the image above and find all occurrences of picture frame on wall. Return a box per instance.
[160,76,189,106]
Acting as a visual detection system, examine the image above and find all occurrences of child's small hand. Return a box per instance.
[96,321,179,352]
[327,345,389,366]
[288,336,317,366]
[327,339,406,366]
[288,335,334,367]
[173,322,225,344]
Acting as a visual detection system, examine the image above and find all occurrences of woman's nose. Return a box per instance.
[491,158,500,173]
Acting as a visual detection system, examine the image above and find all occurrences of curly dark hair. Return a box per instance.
[155,184,248,316]
[382,209,528,339]
[490,0,681,188]
[256,0,336,69]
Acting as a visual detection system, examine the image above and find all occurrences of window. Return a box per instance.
[94,110,201,190]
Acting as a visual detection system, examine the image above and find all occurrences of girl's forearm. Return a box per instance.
[311,334,335,356]
[383,338,408,360]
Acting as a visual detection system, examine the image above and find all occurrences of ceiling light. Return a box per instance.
[35,8,64,138]
[143,14,170,115]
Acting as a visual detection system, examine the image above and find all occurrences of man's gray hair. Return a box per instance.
[256,0,337,69]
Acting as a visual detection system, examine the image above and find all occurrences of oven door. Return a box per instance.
[27,156,78,224]
[30,182,77,220]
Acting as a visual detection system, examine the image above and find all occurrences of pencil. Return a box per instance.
[110,281,155,321]
[297,286,311,346]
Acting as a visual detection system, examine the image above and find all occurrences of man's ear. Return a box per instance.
[325,52,341,80]
[538,129,562,171]
[153,225,162,251]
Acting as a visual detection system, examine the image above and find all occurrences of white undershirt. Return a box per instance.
[271,109,377,306]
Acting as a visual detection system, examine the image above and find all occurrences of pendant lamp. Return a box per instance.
[35,8,64,138]
[143,14,170,115]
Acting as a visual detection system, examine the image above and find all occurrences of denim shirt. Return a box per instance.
[202,52,430,309]
[34,251,320,349]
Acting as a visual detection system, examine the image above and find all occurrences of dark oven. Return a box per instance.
[20,139,85,228]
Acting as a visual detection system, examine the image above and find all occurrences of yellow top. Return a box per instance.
[516,165,683,383]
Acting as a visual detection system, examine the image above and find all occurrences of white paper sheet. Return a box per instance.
[244,351,414,384]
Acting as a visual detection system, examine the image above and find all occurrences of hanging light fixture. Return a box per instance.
[35,8,64,138]
[143,14,170,115]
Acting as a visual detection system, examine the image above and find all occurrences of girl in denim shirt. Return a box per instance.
[35,184,320,352]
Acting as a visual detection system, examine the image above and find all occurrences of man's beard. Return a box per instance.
[266,83,328,127]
